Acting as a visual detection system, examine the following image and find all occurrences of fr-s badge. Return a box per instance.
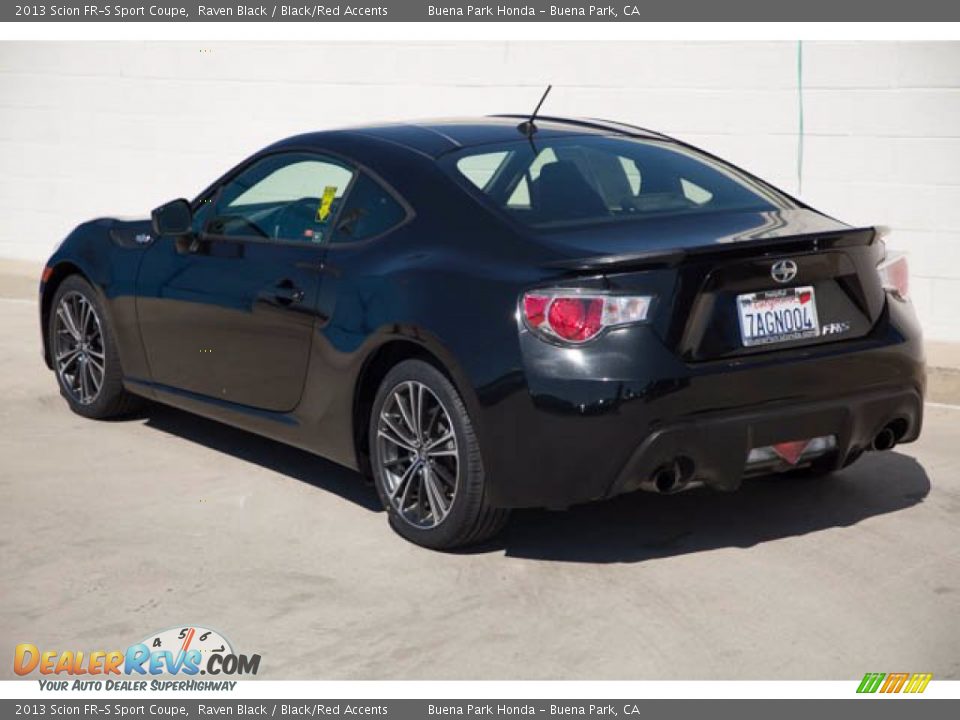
[822,321,851,336]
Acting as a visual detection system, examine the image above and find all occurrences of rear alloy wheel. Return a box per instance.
[49,275,142,419]
[377,380,458,528]
[370,359,509,549]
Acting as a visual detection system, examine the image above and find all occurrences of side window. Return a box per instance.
[331,174,407,243]
[205,153,354,243]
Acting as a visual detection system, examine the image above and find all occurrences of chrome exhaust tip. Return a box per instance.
[641,457,696,494]
[871,426,897,452]
[654,466,679,493]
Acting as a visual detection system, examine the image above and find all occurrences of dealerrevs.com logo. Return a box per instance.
[14,626,260,691]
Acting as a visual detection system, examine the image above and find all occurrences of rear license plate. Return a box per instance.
[737,286,819,347]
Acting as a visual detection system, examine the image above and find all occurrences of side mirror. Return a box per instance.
[151,199,193,236]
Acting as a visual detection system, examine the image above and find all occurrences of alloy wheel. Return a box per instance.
[53,291,105,405]
[376,380,459,529]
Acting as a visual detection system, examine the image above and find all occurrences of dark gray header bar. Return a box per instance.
[6,0,960,22]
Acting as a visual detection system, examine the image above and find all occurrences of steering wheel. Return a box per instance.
[273,197,325,241]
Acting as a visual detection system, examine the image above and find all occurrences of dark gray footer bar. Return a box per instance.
[2,700,958,719]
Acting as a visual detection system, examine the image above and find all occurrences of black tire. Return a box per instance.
[368,359,509,550]
[48,275,143,419]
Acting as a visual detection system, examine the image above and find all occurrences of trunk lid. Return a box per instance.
[539,209,887,361]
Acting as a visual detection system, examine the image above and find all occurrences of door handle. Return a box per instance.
[260,280,305,306]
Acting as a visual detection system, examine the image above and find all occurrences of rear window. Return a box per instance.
[441,135,792,229]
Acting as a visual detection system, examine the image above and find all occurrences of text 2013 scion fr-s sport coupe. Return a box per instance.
[40,115,925,549]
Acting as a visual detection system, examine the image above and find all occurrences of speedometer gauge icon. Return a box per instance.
[140,626,234,664]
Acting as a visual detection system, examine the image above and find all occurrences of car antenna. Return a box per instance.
[517,84,552,138]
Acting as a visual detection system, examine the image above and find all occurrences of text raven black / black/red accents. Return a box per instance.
[39,116,925,549]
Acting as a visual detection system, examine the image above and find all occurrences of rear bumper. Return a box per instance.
[608,385,922,496]
[479,297,925,508]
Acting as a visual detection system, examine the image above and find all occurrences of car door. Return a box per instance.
[136,151,354,412]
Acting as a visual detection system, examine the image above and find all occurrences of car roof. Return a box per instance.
[271,116,673,160]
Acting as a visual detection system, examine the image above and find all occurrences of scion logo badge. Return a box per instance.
[857,672,933,694]
[771,259,798,284]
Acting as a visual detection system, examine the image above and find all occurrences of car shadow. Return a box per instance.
[135,403,929,564]
[481,451,930,563]
[140,402,383,512]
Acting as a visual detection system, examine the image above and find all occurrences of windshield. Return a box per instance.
[441,135,793,230]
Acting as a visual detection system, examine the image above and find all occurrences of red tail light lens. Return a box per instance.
[521,291,654,344]
[547,297,604,342]
[878,252,909,299]
[523,294,549,328]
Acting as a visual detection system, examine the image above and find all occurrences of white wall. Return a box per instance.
[1,41,958,340]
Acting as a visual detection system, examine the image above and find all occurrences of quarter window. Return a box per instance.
[332,174,407,243]
[205,153,354,243]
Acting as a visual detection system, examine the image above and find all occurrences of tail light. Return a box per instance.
[878,252,909,300]
[521,291,654,344]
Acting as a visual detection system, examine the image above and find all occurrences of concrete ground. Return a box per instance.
[1,262,958,680]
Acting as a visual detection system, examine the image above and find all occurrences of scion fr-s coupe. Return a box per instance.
[40,116,925,549]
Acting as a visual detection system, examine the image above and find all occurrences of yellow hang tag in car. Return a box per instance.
[317,186,337,223]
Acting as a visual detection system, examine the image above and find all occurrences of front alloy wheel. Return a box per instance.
[48,275,142,419]
[53,291,106,405]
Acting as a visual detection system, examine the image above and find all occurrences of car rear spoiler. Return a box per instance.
[543,227,880,274]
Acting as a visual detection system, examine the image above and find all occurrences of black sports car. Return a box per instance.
[40,115,925,549]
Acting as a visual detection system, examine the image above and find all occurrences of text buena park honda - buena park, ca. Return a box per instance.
[15,3,647,19]
[428,5,644,17]
[429,705,646,716]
